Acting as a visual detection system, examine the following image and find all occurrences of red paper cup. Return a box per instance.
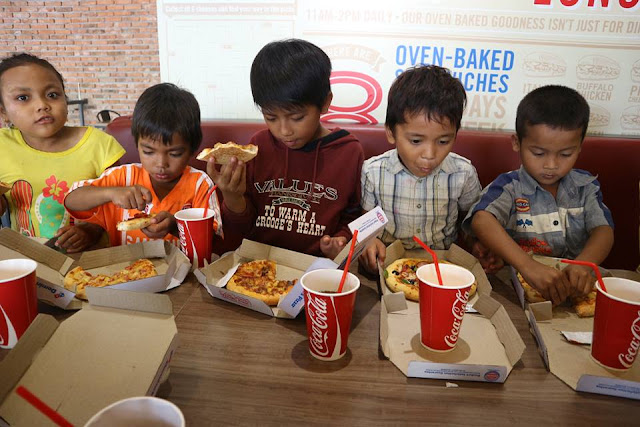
[174,208,215,268]
[416,263,474,352]
[591,277,640,370]
[301,269,360,361]
[0,259,38,349]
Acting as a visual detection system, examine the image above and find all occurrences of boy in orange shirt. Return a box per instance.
[65,83,221,246]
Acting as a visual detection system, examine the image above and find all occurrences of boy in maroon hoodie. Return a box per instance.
[208,39,364,258]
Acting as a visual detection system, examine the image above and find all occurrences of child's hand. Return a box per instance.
[141,211,175,239]
[206,157,247,213]
[358,238,386,273]
[563,264,595,296]
[523,260,571,305]
[320,235,347,259]
[54,225,95,253]
[471,240,504,274]
[110,185,152,211]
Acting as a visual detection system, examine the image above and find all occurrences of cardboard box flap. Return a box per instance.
[0,315,59,404]
[86,287,173,315]
[0,296,178,426]
[0,228,74,274]
[235,239,317,270]
[77,240,167,269]
[474,294,526,366]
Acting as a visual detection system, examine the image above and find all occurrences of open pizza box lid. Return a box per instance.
[378,240,523,382]
[377,239,492,306]
[510,256,640,399]
[0,228,191,310]
[195,239,320,318]
[0,288,179,426]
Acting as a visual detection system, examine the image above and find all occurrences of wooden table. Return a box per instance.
[3,267,640,425]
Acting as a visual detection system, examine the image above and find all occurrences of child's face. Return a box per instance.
[138,133,192,189]
[513,124,582,194]
[0,64,67,141]
[262,98,331,149]
[387,113,457,178]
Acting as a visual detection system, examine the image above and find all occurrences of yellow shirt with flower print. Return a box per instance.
[0,126,125,238]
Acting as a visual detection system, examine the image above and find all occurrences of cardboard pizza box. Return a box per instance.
[0,228,191,310]
[379,290,525,383]
[0,288,179,426]
[195,239,320,318]
[510,255,640,400]
[377,239,493,305]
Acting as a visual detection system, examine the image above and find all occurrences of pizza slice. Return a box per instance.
[117,213,157,231]
[196,142,258,164]
[226,259,294,306]
[515,271,547,303]
[571,290,596,317]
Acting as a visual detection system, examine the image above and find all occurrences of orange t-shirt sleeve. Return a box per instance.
[65,166,127,223]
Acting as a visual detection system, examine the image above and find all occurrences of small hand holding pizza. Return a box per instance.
[206,157,247,214]
[110,185,153,211]
[521,260,571,306]
[54,223,102,253]
[563,263,595,296]
[140,211,176,239]
[471,240,504,274]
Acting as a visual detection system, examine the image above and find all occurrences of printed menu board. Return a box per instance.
[158,0,640,136]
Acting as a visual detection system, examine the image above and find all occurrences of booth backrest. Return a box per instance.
[106,116,640,270]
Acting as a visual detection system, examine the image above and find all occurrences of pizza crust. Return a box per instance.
[117,213,157,231]
[196,142,258,164]
[515,271,596,317]
[516,272,547,303]
[384,258,477,302]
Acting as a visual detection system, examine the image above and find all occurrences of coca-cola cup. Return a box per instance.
[174,208,215,268]
[416,263,474,352]
[85,396,185,427]
[301,268,360,361]
[0,259,38,349]
[591,277,640,370]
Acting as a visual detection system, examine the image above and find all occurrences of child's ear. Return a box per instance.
[385,126,396,145]
[511,134,521,153]
[320,92,333,114]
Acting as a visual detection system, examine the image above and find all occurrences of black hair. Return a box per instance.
[516,85,590,141]
[386,65,466,133]
[250,39,332,111]
[131,83,202,153]
[0,53,65,103]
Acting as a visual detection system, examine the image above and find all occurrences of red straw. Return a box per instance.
[561,259,607,293]
[412,236,443,286]
[16,386,74,427]
[203,185,218,218]
[337,229,359,293]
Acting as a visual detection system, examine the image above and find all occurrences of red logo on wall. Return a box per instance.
[323,71,383,124]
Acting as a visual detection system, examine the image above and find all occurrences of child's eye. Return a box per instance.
[16,95,28,101]
[264,117,276,122]
[170,152,184,158]
[142,151,153,156]
[292,115,305,122]
[410,139,421,145]
[47,92,60,99]
[438,140,451,145]
[561,152,573,158]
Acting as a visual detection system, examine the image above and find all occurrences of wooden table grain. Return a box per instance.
[3,267,640,426]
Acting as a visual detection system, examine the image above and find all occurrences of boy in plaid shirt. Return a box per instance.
[359,65,498,273]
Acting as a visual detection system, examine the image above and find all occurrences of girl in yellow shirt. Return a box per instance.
[0,53,124,252]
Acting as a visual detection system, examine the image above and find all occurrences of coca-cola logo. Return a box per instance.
[177,222,188,253]
[618,310,640,369]
[307,294,330,357]
[444,289,469,348]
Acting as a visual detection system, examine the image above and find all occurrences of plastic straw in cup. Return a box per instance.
[560,259,607,293]
[412,235,443,286]
[203,185,218,218]
[337,229,359,293]
[16,386,74,427]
